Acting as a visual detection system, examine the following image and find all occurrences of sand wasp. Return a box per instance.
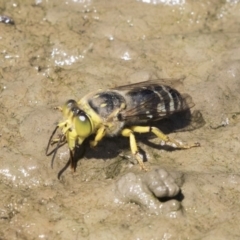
[46,79,200,173]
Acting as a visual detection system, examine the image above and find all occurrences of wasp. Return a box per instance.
[46,79,200,173]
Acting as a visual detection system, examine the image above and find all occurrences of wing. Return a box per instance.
[115,79,195,123]
[112,78,185,91]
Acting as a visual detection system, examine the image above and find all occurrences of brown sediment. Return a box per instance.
[0,0,240,239]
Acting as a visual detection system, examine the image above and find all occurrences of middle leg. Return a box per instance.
[121,128,148,171]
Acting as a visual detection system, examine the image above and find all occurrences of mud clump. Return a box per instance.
[115,168,183,216]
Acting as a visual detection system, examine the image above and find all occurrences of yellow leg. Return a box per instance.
[58,120,67,128]
[90,126,106,147]
[121,128,148,171]
[130,126,200,149]
[121,125,199,170]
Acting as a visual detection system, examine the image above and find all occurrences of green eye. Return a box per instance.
[74,112,92,138]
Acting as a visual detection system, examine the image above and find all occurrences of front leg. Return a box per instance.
[90,125,106,147]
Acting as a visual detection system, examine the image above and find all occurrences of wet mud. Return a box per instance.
[1,0,240,239]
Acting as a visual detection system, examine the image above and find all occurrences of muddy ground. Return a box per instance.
[1,0,240,239]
